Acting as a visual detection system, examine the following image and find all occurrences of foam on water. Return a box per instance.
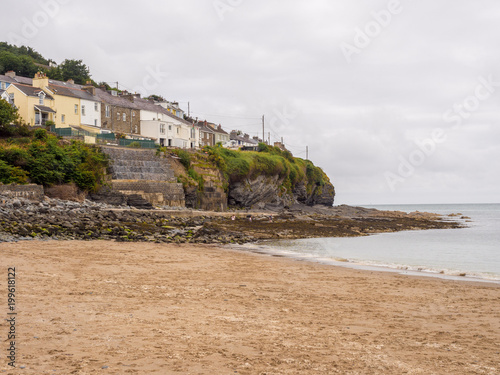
[233,204,500,284]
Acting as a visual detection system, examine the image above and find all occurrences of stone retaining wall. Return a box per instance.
[112,180,185,207]
[0,184,44,201]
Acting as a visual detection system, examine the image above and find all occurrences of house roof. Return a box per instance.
[34,105,56,113]
[13,76,33,85]
[95,88,137,109]
[11,83,54,100]
[230,132,258,145]
[0,75,17,84]
[47,84,97,101]
[198,124,216,134]
[132,96,194,126]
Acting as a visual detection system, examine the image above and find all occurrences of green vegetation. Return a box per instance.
[0,128,108,192]
[1,42,92,85]
[204,144,329,196]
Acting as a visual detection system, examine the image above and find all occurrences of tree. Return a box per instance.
[56,59,91,84]
[0,99,19,127]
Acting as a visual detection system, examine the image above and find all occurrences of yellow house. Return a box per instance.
[4,82,56,126]
[31,72,81,129]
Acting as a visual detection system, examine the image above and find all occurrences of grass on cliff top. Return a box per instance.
[203,143,330,193]
[0,128,108,192]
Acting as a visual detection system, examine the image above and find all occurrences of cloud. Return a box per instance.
[1,0,499,204]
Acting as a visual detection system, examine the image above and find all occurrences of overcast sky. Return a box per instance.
[3,0,500,205]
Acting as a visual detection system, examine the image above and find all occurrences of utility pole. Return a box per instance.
[306,146,309,160]
[268,132,270,145]
[262,115,265,143]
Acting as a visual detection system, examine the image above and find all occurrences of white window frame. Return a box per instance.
[94,102,98,111]
[105,105,110,118]
[81,105,86,116]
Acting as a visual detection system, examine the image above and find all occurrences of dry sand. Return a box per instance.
[1,240,499,374]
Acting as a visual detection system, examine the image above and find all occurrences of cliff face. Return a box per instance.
[228,175,335,209]
[166,146,335,210]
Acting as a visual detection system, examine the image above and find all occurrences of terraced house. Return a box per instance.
[4,81,56,126]
[96,88,140,135]
[32,73,101,132]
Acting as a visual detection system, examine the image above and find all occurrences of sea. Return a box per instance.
[238,203,500,284]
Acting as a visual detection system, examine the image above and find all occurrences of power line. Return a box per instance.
[191,111,261,120]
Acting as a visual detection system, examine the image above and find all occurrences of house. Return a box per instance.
[0,72,17,91]
[36,74,102,132]
[125,94,198,148]
[226,130,259,149]
[155,100,185,119]
[196,122,216,147]
[4,82,56,126]
[203,121,229,145]
[95,88,140,135]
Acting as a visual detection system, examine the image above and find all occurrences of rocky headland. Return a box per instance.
[0,194,464,244]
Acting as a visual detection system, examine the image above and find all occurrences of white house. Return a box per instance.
[132,96,199,148]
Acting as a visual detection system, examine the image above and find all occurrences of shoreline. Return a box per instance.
[1,240,498,374]
[231,241,500,285]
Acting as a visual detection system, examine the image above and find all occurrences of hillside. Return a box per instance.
[165,144,335,210]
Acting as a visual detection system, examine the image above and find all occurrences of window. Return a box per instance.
[132,111,135,117]
[62,114,65,123]
[123,113,126,121]
[176,127,179,134]
[8,93,14,105]
[94,119,98,127]
[74,104,78,114]
[81,105,86,116]
[168,125,172,131]
[105,105,110,118]
[134,125,138,133]
[94,102,98,111]
[160,123,165,134]
[117,112,120,121]
[38,93,44,105]
[0,82,5,89]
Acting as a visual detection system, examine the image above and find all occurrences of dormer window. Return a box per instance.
[38,92,45,105]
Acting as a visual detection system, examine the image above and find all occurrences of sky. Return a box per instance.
[2,0,500,205]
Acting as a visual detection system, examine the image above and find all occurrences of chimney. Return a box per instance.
[86,80,92,85]
[67,79,74,84]
[33,71,49,89]
[217,125,222,130]
[244,133,249,139]
[122,94,135,103]
[83,86,96,96]
[5,71,16,78]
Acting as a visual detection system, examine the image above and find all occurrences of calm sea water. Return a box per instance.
[245,203,500,283]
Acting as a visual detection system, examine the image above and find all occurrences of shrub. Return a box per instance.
[171,149,191,170]
[34,128,48,140]
[127,141,141,148]
[0,160,29,184]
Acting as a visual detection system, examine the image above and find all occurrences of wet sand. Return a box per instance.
[1,240,499,374]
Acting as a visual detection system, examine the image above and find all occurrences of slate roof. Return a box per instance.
[11,83,54,99]
[0,75,17,84]
[47,84,97,101]
[34,105,56,113]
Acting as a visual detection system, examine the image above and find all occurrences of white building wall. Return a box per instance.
[81,99,101,128]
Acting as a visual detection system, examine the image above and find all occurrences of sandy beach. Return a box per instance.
[1,240,499,374]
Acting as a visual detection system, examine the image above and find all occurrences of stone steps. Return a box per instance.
[101,147,176,182]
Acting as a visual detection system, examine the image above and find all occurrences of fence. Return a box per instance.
[119,138,157,149]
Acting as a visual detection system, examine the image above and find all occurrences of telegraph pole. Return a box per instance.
[306,146,309,160]
[188,102,190,117]
[262,115,265,143]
